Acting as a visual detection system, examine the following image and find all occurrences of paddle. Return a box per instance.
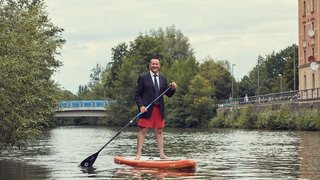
[80,85,172,167]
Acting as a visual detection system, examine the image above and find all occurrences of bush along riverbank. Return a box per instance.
[210,104,320,131]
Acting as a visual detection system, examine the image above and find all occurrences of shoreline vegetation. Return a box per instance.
[53,101,320,131]
[210,104,320,131]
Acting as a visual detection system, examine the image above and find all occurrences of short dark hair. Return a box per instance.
[149,53,163,60]
[150,56,160,61]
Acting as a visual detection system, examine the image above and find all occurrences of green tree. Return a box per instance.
[77,85,91,99]
[88,62,104,89]
[58,90,77,100]
[107,57,139,125]
[198,58,231,100]
[149,25,194,63]
[104,26,196,125]
[246,55,271,95]
[239,75,255,97]
[185,75,214,127]
[104,42,129,97]
[282,44,298,91]
[165,59,199,127]
[240,45,296,97]
[0,0,65,149]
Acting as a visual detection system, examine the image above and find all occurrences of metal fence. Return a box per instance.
[218,88,320,108]
[300,88,320,100]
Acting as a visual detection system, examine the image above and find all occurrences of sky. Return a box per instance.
[45,0,298,94]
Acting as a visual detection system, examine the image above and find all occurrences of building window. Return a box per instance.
[304,75,307,89]
[312,74,315,88]
[311,0,314,13]
[303,1,306,16]
[304,50,306,64]
[303,25,306,40]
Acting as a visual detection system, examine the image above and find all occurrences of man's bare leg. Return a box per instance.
[135,127,148,160]
[154,128,168,159]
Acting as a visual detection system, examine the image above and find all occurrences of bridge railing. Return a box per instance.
[300,88,320,100]
[218,90,300,108]
[57,100,115,111]
[218,88,320,108]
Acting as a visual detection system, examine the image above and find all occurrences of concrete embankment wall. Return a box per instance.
[217,100,320,115]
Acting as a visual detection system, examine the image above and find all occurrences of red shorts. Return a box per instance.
[138,105,164,128]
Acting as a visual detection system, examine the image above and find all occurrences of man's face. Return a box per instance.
[149,58,161,74]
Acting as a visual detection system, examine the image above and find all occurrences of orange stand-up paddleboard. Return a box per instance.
[114,156,196,172]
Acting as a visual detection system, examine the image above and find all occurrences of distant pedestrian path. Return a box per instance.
[218,88,320,108]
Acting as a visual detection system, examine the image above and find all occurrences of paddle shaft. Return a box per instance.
[96,86,171,153]
[80,86,172,167]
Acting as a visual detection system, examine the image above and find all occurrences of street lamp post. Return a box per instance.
[232,64,236,98]
[293,46,296,91]
[257,59,260,96]
[278,74,283,93]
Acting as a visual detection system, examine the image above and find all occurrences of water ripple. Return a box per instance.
[1,126,320,179]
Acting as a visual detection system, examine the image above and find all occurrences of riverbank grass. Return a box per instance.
[210,104,320,130]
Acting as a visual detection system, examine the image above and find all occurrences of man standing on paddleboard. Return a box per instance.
[134,57,177,160]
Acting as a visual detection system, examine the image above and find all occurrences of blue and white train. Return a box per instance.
[58,100,115,109]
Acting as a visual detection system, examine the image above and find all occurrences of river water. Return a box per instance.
[0,126,319,180]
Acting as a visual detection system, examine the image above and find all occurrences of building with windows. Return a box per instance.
[299,0,320,99]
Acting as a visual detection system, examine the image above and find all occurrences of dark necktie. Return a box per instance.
[153,74,159,97]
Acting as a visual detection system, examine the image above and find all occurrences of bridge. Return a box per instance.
[54,100,114,117]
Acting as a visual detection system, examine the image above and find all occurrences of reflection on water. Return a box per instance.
[0,159,51,180]
[0,126,319,179]
[115,167,196,180]
[298,131,320,180]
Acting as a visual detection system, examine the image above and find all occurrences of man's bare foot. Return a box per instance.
[134,156,140,160]
[160,154,168,159]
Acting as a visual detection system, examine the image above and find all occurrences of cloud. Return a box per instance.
[46,0,298,93]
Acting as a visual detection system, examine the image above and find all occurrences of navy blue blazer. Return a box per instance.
[134,72,175,119]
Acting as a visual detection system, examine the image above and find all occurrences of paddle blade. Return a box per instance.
[80,151,99,167]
